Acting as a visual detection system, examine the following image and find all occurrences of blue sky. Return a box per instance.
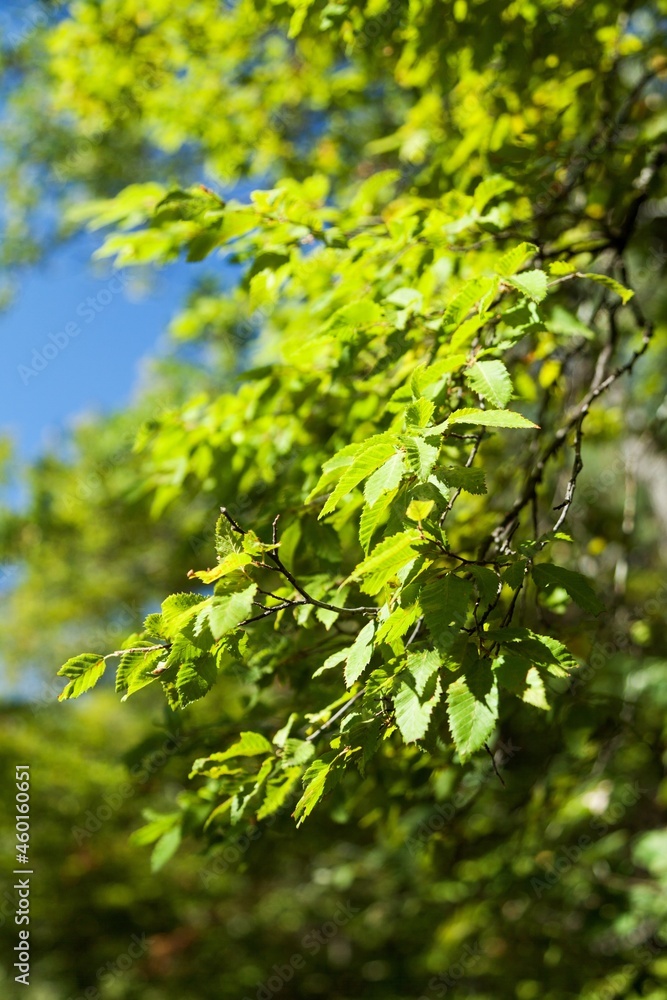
[0,231,194,461]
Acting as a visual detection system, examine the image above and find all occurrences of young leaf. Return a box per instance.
[465,360,513,408]
[117,646,164,699]
[175,658,218,708]
[190,731,274,774]
[257,769,302,820]
[375,603,421,646]
[581,272,634,304]
[215,513,245,558]
[188,551,252,583]
[406,499,435,522]
[364,452,406,508]
[151,825,182,873]
[349,530,421,595]
[494,242,537,277]
[394,673,442,743]
[201,584,258,639]
[58,653,106,701]
[444,407,538,430]
[319,440,398,518]
[344,620,376,687]
[405,436,440,482]
[161,593,206,638]
[507,270,548,303]
[294,753,343,825]
[446,675,498,761]
[439,466,487,495]
[532,563,604,615]
[359,487,397,554]
[405,649,441,695]
[420,575,473,639]
[473,175,514,213]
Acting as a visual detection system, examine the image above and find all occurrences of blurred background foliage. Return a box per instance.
[0,1,667,998]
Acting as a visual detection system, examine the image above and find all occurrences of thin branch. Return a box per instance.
[306,690,365,743]
[439,432,485,526]
[484,743,506,787]
[219,506,378,616]
[104,643,169,660]
[482,322,653,557]
[551,419,585,535]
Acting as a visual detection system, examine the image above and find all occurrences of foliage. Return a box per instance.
[1,0,667,997]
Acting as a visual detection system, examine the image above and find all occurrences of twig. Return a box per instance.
[104,643,169,660]
[219,506,378,616]
[484,743,506,787]
[306,690,365,743]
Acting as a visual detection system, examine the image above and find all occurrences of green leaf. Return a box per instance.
[323,298,383,335]
[549,260,576,276]
[359,488,397,554]
[319,440,398,518]
[446,675,498,761]
[439,466,487,495]
[581,272,634,304]
[507,270,548,303]
[58,653,106,701]
[405,398,435,430]
[151,825,182,873]
[294,753,343,825]
[344,620,376,687]
[117,646,164,700]
[547,305,594,340]
[190,731,274,775]
[161,593,206,638]
[257,769,302,820]
[280,738,316,768]
[405,436,439,482]
[188,551,252,584]
[406,499,435,522]
[494,242,537,277]
[364,452,406,508]
[175,657,218,707]
[201,584,258,639]
[469,565,501,610]
[215,513,245,558]
[444,407,538,430]
[493,650,531,694]
[465,360,513,408]
[312,648,348,678]
[420,576,472,645]
[375,603,421,647]
[532,563,604,615]
[531,634,579,676]
[473,175,514,213]
[349,530,421,596]
[522,667,550,710]
[442,277,495,330]
[405,649,441,696]
[394,672,442,743]
[142,613,166,640]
